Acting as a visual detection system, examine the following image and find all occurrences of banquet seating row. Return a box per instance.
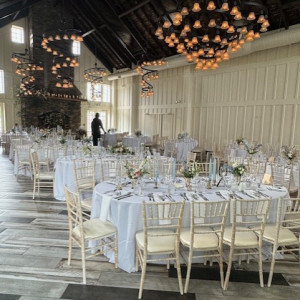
[65,182,300,296]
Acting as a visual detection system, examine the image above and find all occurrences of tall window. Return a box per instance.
[0,70,4,94]
[72,40,81,55]
[87,82,111,102]
[87,111,107,136]
[11,25,24,43]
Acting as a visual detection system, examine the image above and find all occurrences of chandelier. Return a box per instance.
[11,50,43,77]
[84,63,107,84]
[55,75,74,89]
[155,0,269,70]
[136,57,166,98]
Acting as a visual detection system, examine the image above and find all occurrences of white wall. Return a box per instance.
[115,42,300,149]
[0,18,27,131]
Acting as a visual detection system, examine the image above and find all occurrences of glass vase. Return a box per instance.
[185,177,192,191]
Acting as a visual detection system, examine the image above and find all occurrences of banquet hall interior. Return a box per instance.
[1,0,300,299]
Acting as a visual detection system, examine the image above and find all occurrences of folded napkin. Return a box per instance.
[99,194,111,222]
[262,173,273,185]
[153,193,171,225]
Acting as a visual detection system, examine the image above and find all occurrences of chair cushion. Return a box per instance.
[136,229,176,254]
[37,172,54,180]
[254,224,298,245]
[222,226,258,248]
[284,213,300,232]
[180,227,219,250]
[73,219,116,240]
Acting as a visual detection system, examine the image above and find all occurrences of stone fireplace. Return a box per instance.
[19,0,83,130]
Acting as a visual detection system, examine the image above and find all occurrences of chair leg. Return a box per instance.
[32,178,36,199]
[138,260,147,299]
[219,250,224,289]
[135,245,139,271]
[258,246,264,288]
[81,245,87,284]
[184,248,193,293]
[114,232,118,268]
[175,249,183,295]
[267,244,277,287]
[224,246,234,291]
[68,235,72,265]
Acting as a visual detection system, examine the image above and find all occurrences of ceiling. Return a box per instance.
[1,0,300,73]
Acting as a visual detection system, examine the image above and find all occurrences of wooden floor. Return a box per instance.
[0,151,300,299]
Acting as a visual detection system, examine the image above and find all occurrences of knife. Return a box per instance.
[198,193,209,201]
[115,192,132,200]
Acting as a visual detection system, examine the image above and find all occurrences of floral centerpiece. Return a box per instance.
[178,164,196,191]
[107,128,117,133]
[236,137,245,145]
[243,140,262,155]
[82,145,92,156]
[58,137,67,145]
[76,128,87,139]
[228,162,246,184]
[135,129,142,137]
[40,129,51,139]
[108,142,130,154]
[178,132,188,139]
[82,137,92,144]
[281,146,297,163]
[124,159,149,187]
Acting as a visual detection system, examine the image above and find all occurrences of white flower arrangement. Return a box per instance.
[124,159,149,179]
[281,146,297,161]
[178,132,188,139]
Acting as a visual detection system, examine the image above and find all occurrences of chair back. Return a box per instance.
[271,164,292,190]
[73,159,95,193]
[195,162,212,177]
[280,198,300,239]
[187,152,196,164]
[247,161,266,177]
[16,144,31,162]
[30,151,40,177]
[231,198,271,245]
[142,201,185,252]
[152,134,159,146]
[190,200,229,245]
[100,159,126,181]
[64,186,84,239]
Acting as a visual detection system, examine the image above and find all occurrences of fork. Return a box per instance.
[216,191,226,200]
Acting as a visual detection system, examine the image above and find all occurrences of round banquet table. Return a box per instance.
[90,181,288,273]
[164,139,198,162]
[122,135,150,148]
[103,133,118,147]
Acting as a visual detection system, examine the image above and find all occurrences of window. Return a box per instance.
[87,111,107,136]
[72,40,81,55]
[11,25,24,43]
[0,70,4,94]
[87,82,111,102]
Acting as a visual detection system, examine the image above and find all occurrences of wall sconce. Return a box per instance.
[175,99,182,104]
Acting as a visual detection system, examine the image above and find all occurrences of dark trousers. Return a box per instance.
[92,134,100,146]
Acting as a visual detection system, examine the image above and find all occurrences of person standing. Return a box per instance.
[91,113,106,146]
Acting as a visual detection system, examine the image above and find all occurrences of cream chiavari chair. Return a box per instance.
[271,164,296,195]
[221,198,271,290]
[73,159,95,211]
[254,197,300,287]
[136,201,185,299]
[15,144,31,179]
[180,200,229,292]
[247,161,267,178]
[30,151,54,199]
[65,187,118,284]
[194,162,212,177]
[186,151,196,168]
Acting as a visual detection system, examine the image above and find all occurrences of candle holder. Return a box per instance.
[154,180,158,189]
[212,179,216,186]
[206,180,212,189]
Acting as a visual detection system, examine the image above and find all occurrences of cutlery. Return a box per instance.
[191,193,199,200]
[198,193,209,201]
[241,191,255,199]
[180,193,189,201]
[256,190,270,198]
[166,195,175,202]
[233,192,243,199]
[115,192,132,200]
[216,191,226,200]
[147,193,154,202]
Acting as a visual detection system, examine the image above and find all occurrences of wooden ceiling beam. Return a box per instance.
[103,0,147,54]
[119,0,151,18]
[82,0,136,66]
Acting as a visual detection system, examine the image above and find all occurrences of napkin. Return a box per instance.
[153,193,171,225]
[99,194,111,222]
[262,173,273,185]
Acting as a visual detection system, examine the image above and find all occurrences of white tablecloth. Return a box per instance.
[103,134,118,147]
[91,181,287,273]
[164,139,198,162]
[122,136,150,149]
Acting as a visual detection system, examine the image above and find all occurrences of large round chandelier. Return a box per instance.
[84,63,107,84]
[155,0,269,70]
